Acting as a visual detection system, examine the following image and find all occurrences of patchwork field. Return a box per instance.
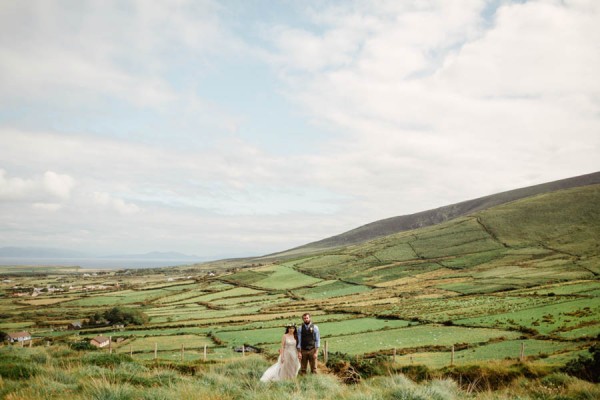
[1,185,599,378]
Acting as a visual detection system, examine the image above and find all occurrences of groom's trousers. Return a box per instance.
[300,348,317,374]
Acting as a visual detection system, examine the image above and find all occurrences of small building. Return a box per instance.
[234,345,260,353]
[8,331,31,343]
[68,321,83,330]
[90,335,110,348]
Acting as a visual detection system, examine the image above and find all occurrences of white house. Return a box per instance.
[8,331,31,343]
[90,335,110,348]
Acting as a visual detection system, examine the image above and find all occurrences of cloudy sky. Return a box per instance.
[1,0,599,259]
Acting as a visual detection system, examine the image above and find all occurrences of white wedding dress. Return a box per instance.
[260,335,300,382]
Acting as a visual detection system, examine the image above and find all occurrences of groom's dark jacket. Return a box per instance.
[297,323,320,350]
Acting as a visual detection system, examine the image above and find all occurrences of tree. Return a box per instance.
[103,307,149,325]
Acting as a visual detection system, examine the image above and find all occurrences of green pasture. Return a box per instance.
[296,325,521,355]
[0,321,35,330]
[129,345,236,361]
[437,280,519,295]
[246,264,322,289]
[373,243,417,262]
[471,264,593,284]
[478,185,600,257]
[439,249,507,269]
[221,269,271,286]
[556,323,600,339]
[213,313,357,333]
[214,317,415,348]
[293,280,371,299]
[380,294,563,322]
[66,288,174,306]
[510,280,600,296]
[293,254,357,276]
[141,280,197,289]
[146,309,210,323]
[115,334,212,353]
[456,296,600,335]
[359,262,441,285]
[191,287,264,302]
[410,218,504,258]
[153,289,209,304]
[394,339,581,368]
[178,305,265,320]
[83,326,209,338]
[578,256,600,274]
[211,293,288,306]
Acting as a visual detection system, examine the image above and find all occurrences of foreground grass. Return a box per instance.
[1,345,599,400]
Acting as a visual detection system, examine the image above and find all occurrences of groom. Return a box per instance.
[297,313,320,374]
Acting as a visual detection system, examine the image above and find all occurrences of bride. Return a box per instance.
[260,325,300,381]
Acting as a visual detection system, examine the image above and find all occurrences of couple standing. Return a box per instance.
[260,313,320,382]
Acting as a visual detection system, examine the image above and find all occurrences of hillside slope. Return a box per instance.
[258,184,600,291]
[270,171,600,258]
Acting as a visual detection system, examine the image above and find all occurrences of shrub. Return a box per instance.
[326,352,390,382]
[563,344,600,383]
[540,372,573,389]
[397,364,432,383]
[70,340,97,351]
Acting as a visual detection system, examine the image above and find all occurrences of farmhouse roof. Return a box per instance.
[8,331,31,339]
[91,335,109,343]
[69,321,83,329]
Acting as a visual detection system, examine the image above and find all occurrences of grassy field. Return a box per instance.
[0,184,599,398]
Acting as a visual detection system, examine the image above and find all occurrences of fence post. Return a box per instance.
[203,345,207,361]
[154,342,158,360]
[393,347,396,363]
[324,341,328,364]
[520,342,525,361]
[451,345,455,366]
[242,345,245,357]
[130,344,133,357]
[109,336,112,354]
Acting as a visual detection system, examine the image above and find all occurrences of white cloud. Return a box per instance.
[0,1,233,108]
[0,169,75,203]
[266,0,600,216]
[92,192,140,215]
[1,1,599,258]
[33,202,62,212]
[43,171,75,200]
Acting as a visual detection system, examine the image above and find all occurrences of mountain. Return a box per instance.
[268,171,600,259]
[247,183,600,292]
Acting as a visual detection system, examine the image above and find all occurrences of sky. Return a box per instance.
[1,0,599,259]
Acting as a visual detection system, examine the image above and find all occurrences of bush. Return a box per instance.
[440,362,541,391]
[563,344,600,383]
[397,364,432,383]
[326,352,390,382]
[70,340,97,351]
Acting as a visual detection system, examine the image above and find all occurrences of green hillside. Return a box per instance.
[269,184,599,289]
[1,184,598,399]
[267,171,600,257]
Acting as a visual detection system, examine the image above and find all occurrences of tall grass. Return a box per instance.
[1,345,599,399]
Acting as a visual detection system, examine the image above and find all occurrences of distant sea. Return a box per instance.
[0,257,199,269]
